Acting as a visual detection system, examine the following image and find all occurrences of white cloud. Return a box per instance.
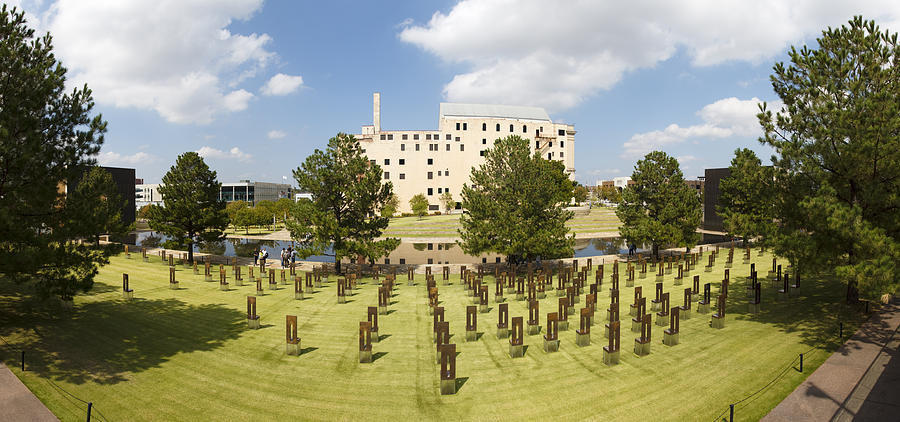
[30,0,275,124]
[622,97,782,158]
[267,130,287,139]
[97,151,155,166]
[401,0,900,111]
[196,146,252,162]
[261,73,304,96]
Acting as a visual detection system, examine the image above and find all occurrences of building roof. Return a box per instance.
[439,102,551,122]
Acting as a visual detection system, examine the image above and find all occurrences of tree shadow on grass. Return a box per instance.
[0,283,244,386]
[372,352,388,362]
[455,377,469,392]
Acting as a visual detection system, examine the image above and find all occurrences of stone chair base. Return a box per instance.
[558,320,569,331]
[537,292,547,299]
[516,293,524,301]
[557,289,565,297]
[123,291,134,300]
[543,339,559,353]
[205,276,213,282]
[169,283,178,290]
[235,280,243,287]
[509,344,524,358]
[603,348,620,365]
[567,307,575,316]
[338,297,346,304]
[507,287,515,294]
[256,290,265,296]
[698,303,710,314]
[651,302,660,312]
[371,330,379,343]
[496,327,509,339]
[248,318,260,329]
[663,331,679,346]
[655,314,668,326]
[494,295,505,303]
[359,350,372,363]
[295,292,304,300]
[711,316,725,329]
[639,273,647,279]
[268,283,277,290]
[631,320,642,333]
[314,282,322,289]
[378,306,388,315]
[705,267,713,272]
[680,308,692,320]
[286,341,301,355]
[625,280,634,288]
[630,306,638,317]
[480,304,488,313]
[466,330,477,342]
[634,340,650,356]
[527,324,540,335]
[576,332,591,347]
[440,379,456,395]
[748,303,760,314]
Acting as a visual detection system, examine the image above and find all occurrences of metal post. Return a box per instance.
[729,403,734,422]
[840,322,843,339]
[86,402,92,421]
[21,351,25,371]
[799,353,804,372]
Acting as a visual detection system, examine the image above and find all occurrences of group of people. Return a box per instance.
[251,247,297,267]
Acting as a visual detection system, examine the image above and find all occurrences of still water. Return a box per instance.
[128,232,730,265]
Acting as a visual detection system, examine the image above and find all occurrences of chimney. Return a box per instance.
[373,92,381,132]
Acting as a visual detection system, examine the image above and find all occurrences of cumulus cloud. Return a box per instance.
[401,0,900,111]
[97,151,155,166]
[29,0,274,124]
[261,73,304,96]
[196,146,253,162]
[622,97,782,158]
[267,130,287,139]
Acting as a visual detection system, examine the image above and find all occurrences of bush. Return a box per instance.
[401,212,414,217]
[432,211,442,215]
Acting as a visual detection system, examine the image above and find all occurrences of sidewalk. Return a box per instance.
[0,363,58,421]
[762,300,900,421]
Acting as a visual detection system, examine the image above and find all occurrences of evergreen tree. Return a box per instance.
[66,166,130,244]
[0,6,109,301]
[718,148,775,246]
[616,151,701,258]
[758,16,900,300]
[380,193,399,218]
[287,133,398,274]
[439,191,454,214]
[459,135,575,263]
[146,152,228,263]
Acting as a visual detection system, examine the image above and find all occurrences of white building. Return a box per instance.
[137,181,292,207]
[356,93,575,213]
[135,183,163,208]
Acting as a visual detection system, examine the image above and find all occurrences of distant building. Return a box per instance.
[137,180,292,208]
[356,93,575,213]
[703,168,730,231]
[294,192,313,201]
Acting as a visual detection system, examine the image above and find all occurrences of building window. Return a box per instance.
[509,124,513,132]
[428,258,434,264]
[463,123,467,130]
[402,134,408,140]
[399,258,405,265]
[429,144,433,151]
[480,150,485,156]
[482,138,487,145]
[549,141,553,148]
[523,125,527,133]
[427,158,433,165]
[380,134,386,140]
[454,137,459,142]
[496,123,500,131]
[446,144,451,151]
[438,171,442,176]
[456,122,460,130]
[559,129,565,136]
[560,152,564,158]
[399,173,405,180]
[560,141,564,148]
[414,134,419,140]
[535,140,539,149]
[399,159,405,165]
[460,144,464,151]
[426,134,431,140]
[384,258,390,265]
[437,188,442,194]
[427,188,433,195]
[384,159,390,165]
[445,134,451,140]
[387,134,393,140]
[547,153,552,160]
[445,170,449,176]
[401,144,405,151]
[415,144,420,151]
[384,171,389,180]
[482,123,487,131]
[427,172,433,179]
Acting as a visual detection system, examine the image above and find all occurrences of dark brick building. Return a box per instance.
[703,167,730,231]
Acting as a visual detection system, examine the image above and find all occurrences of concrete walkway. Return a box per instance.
[0,363,59,421]
[763,300,900,421]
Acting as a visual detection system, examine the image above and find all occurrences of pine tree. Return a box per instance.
[718,148,775,246]
[758,16,900,300]
[459,135,575,263]
[146,152,228,263]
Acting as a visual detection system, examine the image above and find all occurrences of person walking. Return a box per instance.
[254,248,259,265]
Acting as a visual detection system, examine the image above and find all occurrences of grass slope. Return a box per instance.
[382,207,621,238]
[0,249,866,421]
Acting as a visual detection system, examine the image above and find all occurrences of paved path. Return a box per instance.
[763,300,900,421]
[0,363,59,421]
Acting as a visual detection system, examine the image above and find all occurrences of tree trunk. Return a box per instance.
[187,239,194,263]
[652,244,659,260]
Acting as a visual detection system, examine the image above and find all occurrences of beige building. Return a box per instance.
[356,93,575,213]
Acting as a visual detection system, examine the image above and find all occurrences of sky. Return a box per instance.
[11,0,900,184]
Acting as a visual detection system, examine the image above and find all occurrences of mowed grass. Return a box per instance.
[383,207,621,238]
[0,248,868,421]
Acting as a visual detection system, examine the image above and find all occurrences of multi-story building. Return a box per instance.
[356,93,575,213]
[137,180,292,208]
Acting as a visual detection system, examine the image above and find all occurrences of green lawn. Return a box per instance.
[383,207,622,238]
[0,249,868,421]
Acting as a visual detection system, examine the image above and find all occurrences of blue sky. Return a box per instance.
[13,0,900,184]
